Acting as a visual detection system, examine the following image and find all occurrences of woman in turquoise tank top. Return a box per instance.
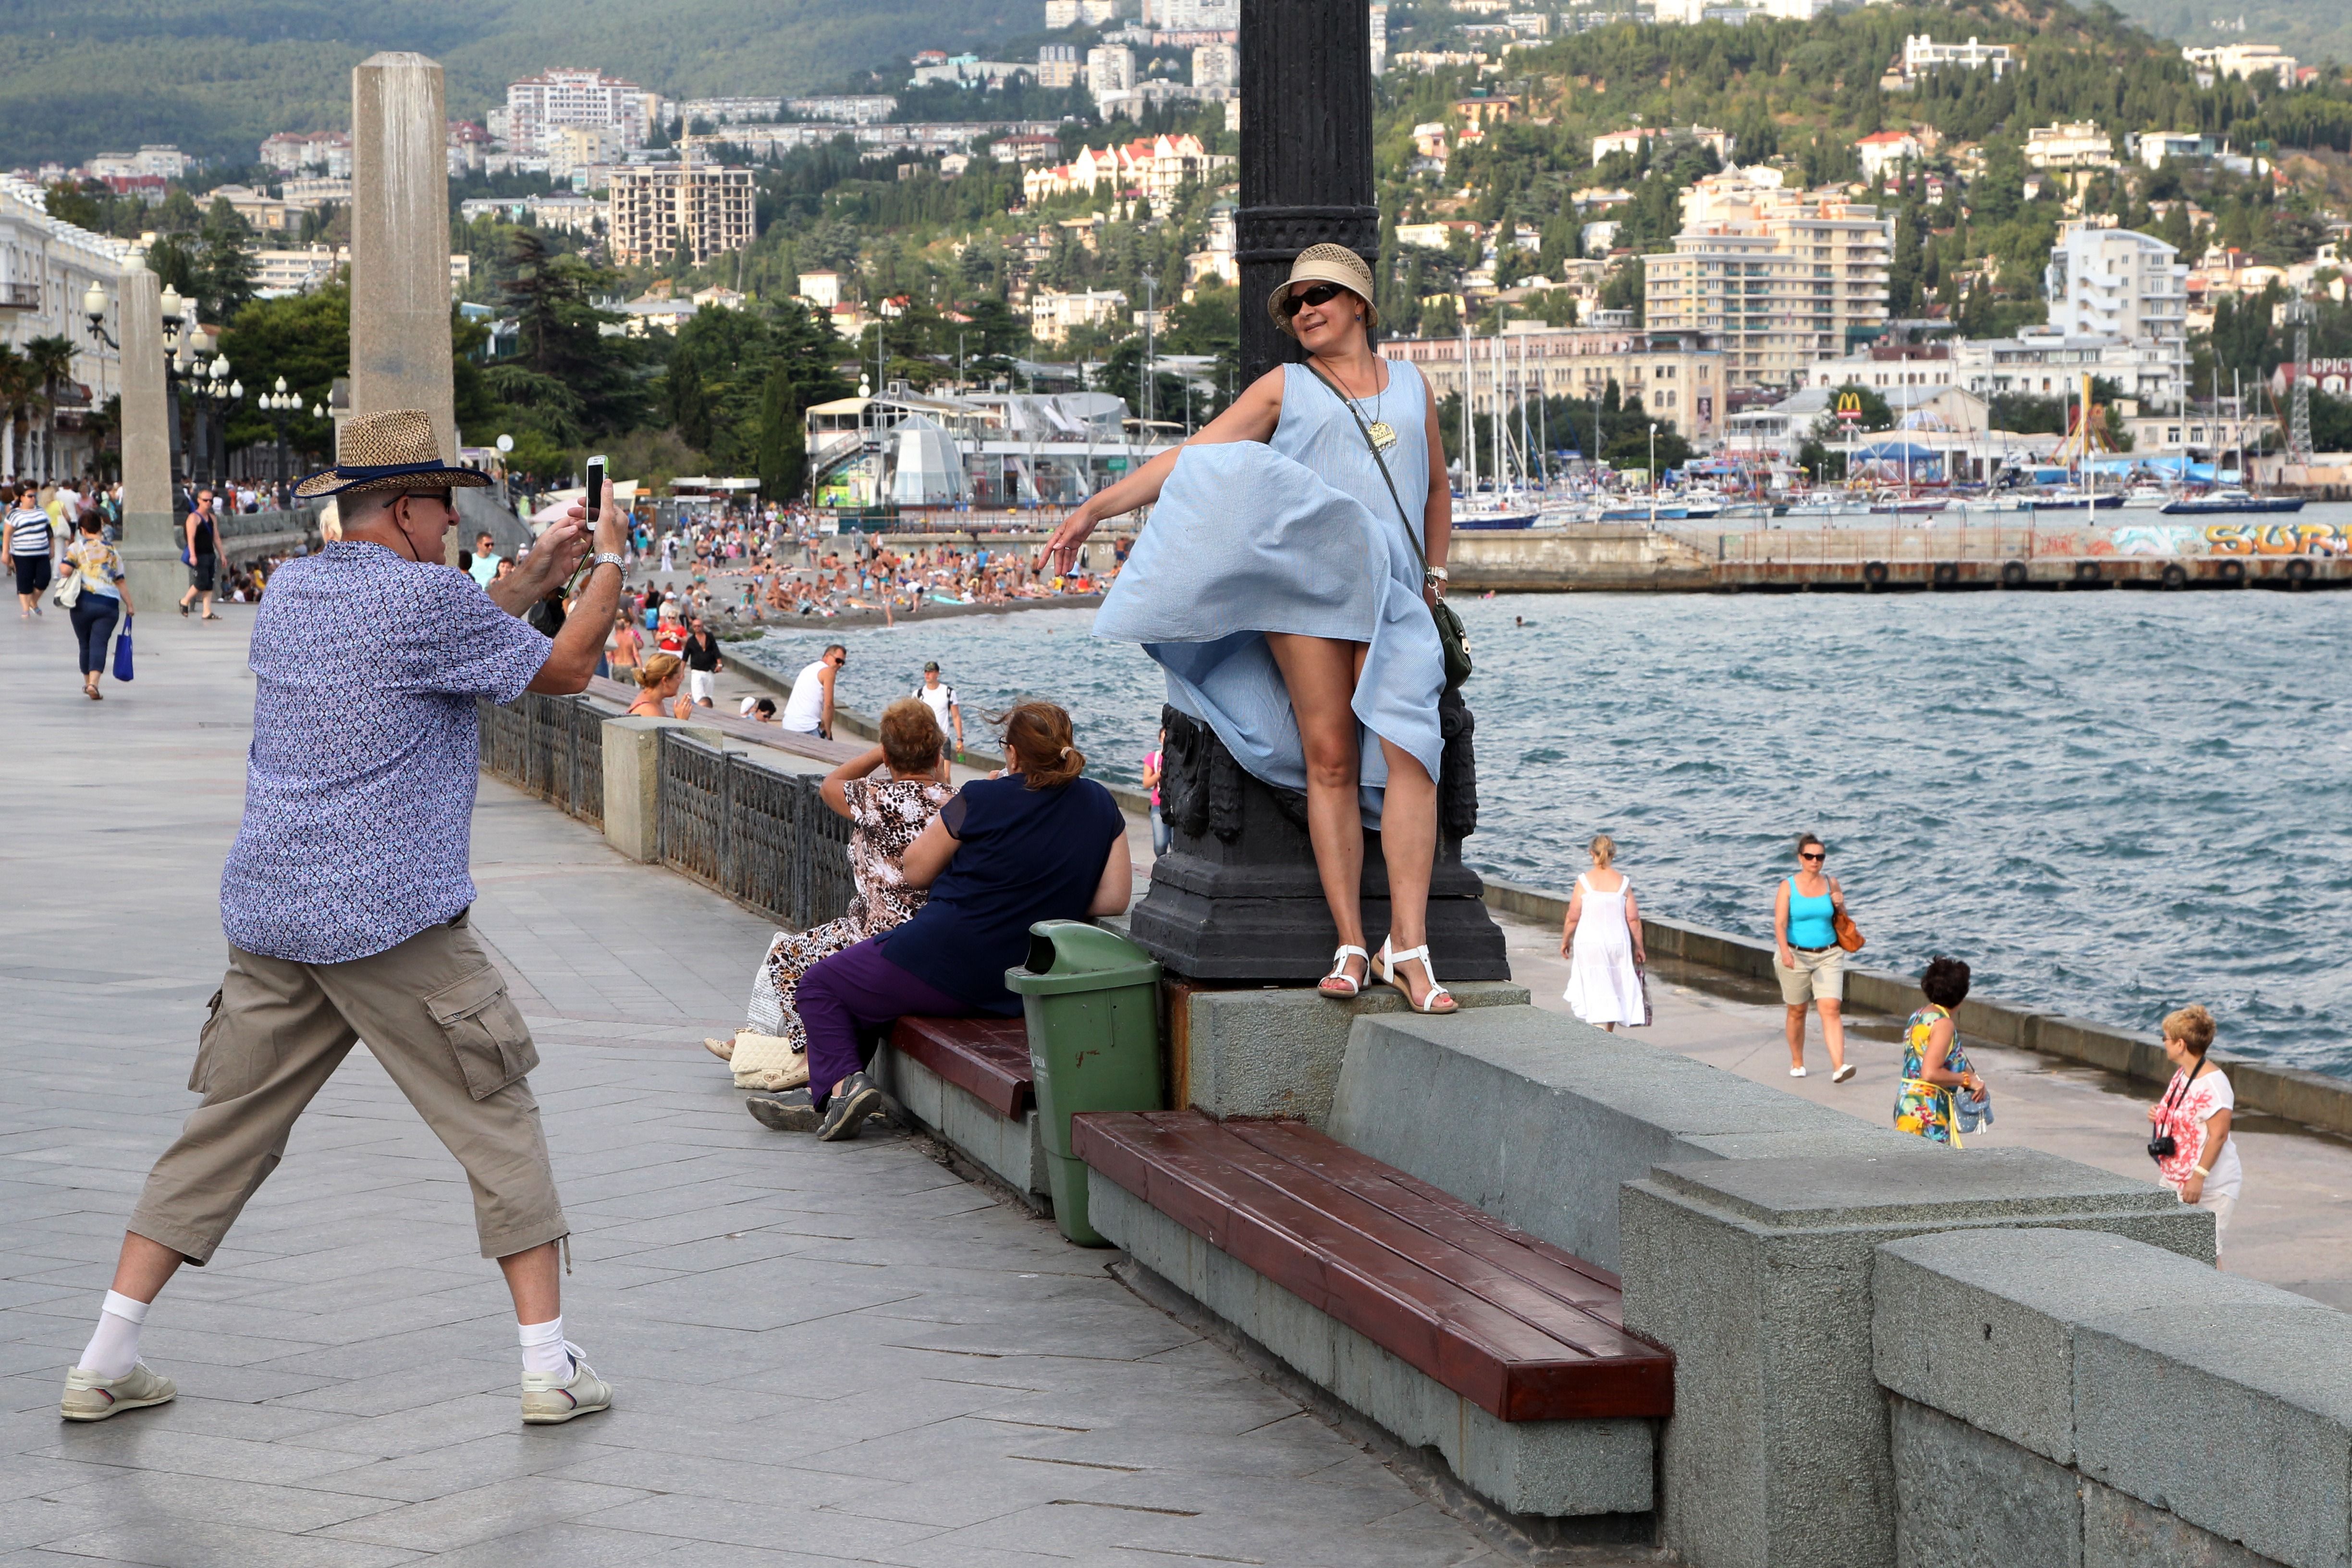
[1049,245,1458,1015]
[1772,833,1852,1082]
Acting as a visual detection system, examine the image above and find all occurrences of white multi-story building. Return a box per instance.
[1384,322,1727,441]
[259,131,353,177]
[0,174,131,478]
[541,122,628,180]
[784,95,897,123]
[1641,167,1894,388]
[1855,131,1922,182]
[1900,35,2013,82]
[2025,122,2117,171]
[606,160,756,267]
[1039,45,1082,88]
[677,97,784,125]
[2134,131,2217,168]
[2045,225,2187,346]
[503,69,660,154]
[2181,43,2297,83]
[1154,0,1237,25]
[1591,124,1735,167]
[85,146,188,181]
[1193,42,1239,90]
[1029,287,1129,343]
[1371,3,1390,73]
[1087,45,1136,100]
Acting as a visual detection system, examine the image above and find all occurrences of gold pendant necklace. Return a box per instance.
[1365,420,1398,451]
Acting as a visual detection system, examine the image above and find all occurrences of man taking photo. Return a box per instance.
[59,410,628,1428]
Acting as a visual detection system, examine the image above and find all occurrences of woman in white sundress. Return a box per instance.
[1560,834,1647,1030]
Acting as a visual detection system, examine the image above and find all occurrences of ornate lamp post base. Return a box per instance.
[1128,703,1510,983]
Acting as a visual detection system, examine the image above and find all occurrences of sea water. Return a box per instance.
[741,591,2352,1075]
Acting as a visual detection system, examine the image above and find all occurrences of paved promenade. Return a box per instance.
[0,610,1509,1567]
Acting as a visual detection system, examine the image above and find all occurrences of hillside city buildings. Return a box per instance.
[2044,224,2189,345]
[606,159,756,267]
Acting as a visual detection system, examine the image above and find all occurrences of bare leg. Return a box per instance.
[1818,999,1847,1073]
[497,1240,561,1325]
[1785,1003,1808,1070]
[1372,735,1449,1011]
[1264,632,1369,990]
[107,1232,186,1305]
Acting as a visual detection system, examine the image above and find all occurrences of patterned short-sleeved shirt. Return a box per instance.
[841,775,954,936]
[220,541,551,964]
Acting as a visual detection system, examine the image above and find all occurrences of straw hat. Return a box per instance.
[1266,243,1379,336]
[294,409,494,500]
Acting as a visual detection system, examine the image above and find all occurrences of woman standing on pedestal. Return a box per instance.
[1050,245,1457,1014]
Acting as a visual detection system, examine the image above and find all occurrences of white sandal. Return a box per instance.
[1374,938,1458,1015]
[1318,944,1370,999]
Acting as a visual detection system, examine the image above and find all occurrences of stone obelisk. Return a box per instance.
[115,269,181,616]
[350,52,456,460]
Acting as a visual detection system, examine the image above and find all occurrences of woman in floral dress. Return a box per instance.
[711,698,952,1085]
[1894,956,1988,1145]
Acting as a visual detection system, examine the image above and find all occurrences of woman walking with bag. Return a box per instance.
[1895,957,1988,1144]
[1560,834,1646,1031]
[1054,245,1459,1013]
[63,512,134,699]
[1773,833,1854,1081]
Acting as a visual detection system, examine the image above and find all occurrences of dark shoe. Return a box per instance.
[746,1088,818,1133]
[816,1072,883,1141]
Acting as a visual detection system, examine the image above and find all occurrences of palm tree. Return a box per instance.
[0,344,31,479]
[23,334,78,481]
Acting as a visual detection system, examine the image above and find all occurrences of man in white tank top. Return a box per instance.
[780,645,845,736]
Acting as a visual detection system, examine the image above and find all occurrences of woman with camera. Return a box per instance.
[2147,1004,2241,1258]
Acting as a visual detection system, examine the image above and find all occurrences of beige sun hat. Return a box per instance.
[1266,243,1380,336]
[294,409,494,500]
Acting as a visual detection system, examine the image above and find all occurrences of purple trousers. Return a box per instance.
[798,936,976,1108]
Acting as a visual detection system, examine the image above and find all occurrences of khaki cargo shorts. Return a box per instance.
[1774,944,1845,1005]
[128,913,567,1265]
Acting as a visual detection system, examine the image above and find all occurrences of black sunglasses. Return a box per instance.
[1800,850,1826,861]
[1280,282,1348,317]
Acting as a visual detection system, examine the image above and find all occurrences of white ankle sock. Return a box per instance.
[80,1290,150,1379]
[518,1316,573,1377]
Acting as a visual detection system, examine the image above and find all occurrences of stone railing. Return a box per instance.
[214,505,324,564]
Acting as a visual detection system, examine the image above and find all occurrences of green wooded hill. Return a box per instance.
[2113,0,2352,75]
[0,0,1037,167]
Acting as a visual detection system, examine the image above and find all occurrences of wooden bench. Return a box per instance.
[875,1015,1046,1203]
[888,1016,1033,1118]
[1073,1108,1671,1519]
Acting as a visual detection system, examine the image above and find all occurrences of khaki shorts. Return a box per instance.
[128,914,567,1265]
[1774,944,1845,1005]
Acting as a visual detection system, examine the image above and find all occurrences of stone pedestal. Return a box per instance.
[115,270,181,617]
[1617,1153,2211,1568]
[1129,704,1509,983]
[351,52,456,461]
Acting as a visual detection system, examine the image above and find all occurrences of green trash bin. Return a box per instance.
[1005,920,1164,1245]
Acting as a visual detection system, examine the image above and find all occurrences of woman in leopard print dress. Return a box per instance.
[715,698,951,1078]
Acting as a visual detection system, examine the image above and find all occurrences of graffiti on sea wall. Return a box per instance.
[2107,523,2352,557]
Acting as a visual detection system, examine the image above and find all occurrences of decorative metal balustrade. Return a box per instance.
[656,728,853,930]
[476,693,607,827]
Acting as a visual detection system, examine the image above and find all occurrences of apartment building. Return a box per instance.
[783,96,898,123]
[2180,42,2297,83]
[1194,42,1239,90]
[1039,44,1082,88]
[2044,225,2187,345]
[504,68,660,153]
[259,131,353,177]
[606,161,756,267]
[2025,122,2117,171]
[1384,324,1726,441]
[1087,45,1136,100]
[0,175,130,478]
[1021,133,1233,206]
[1898,34,2013,81]
[1029,287,1128,343]
[1641,167,1893,389]
[677,97,784,125]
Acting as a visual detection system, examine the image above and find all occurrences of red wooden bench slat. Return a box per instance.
[1074,1110,1673,1422]
[1212,1121,1654,1363]
[1225,1121,1630,1321]
[889,1016,1033,1118]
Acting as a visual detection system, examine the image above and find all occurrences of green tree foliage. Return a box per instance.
[219,285,349,461]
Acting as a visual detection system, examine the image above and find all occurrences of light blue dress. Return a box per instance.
[1092,359,1445,826]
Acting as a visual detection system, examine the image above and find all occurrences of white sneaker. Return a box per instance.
[61,1362,176,1421]
[1789,1066,1808,1078]
[1833,1064,1857,1084]
[521,1345,612,1424]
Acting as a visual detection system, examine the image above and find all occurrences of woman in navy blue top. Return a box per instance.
[783,702,1131,1140]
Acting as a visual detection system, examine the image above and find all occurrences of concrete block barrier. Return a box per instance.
[1173,980,1529,1125]
[1620,1157,2206,1568]
[1328,1006,1906,1269]
[1875,1227,2351,1568]
[875,1046,1050,1205]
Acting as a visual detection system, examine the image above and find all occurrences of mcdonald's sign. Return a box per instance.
[1836,392,1864,424]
